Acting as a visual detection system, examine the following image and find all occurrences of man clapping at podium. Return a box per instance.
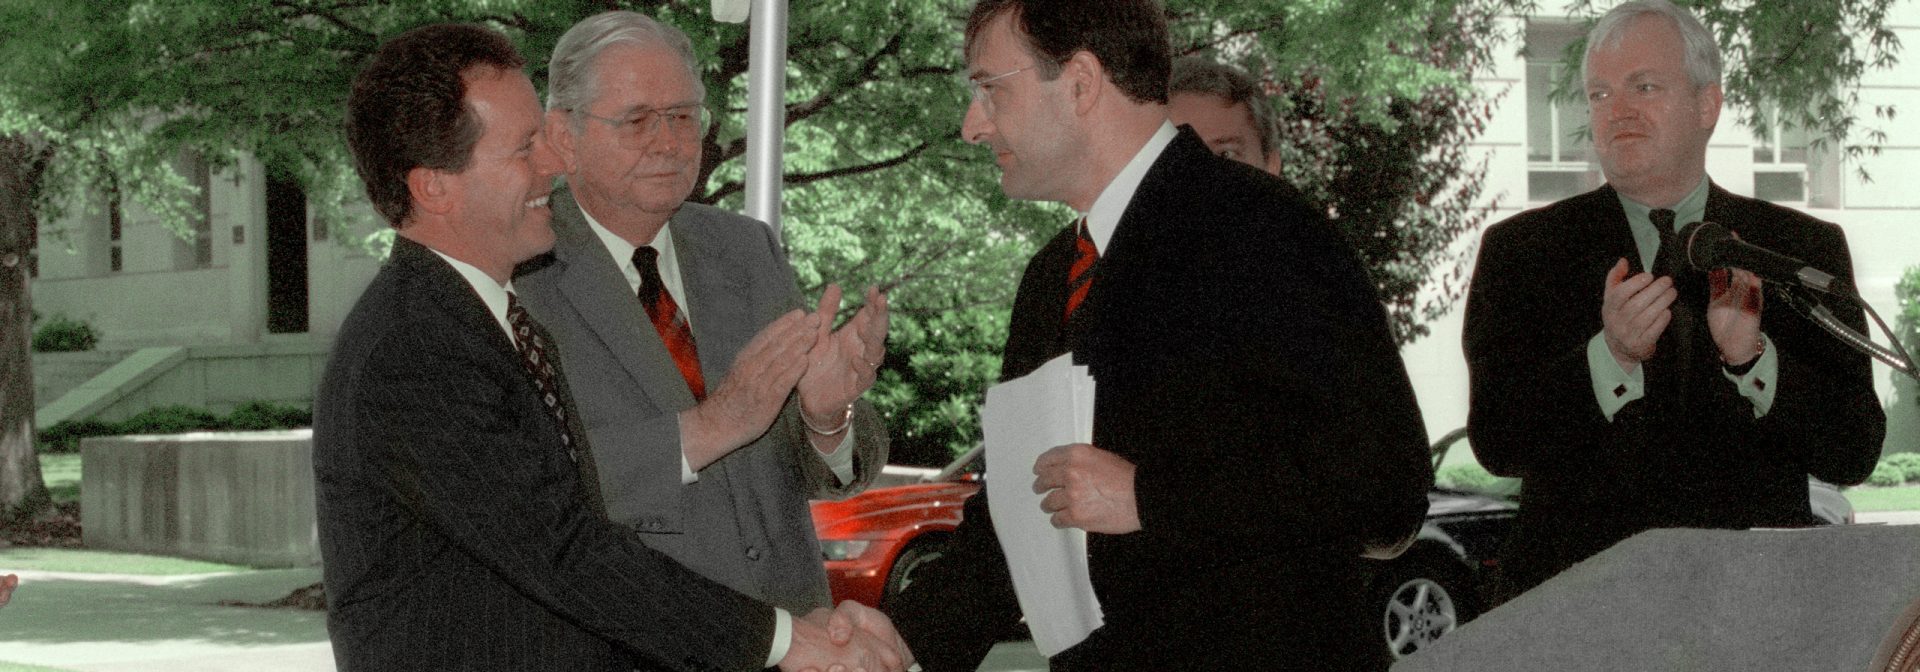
[1463,0,1884,603]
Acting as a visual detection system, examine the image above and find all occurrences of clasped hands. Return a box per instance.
[1600,257,1763,373]
[780,600,915,672]
[682,285,888,467]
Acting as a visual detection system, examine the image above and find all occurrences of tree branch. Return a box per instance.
[699,141,930,204]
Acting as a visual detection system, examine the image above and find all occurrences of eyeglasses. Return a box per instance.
[575,104,711,147]
[964,66,1033,117]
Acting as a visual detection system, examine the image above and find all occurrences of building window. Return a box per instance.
[108,188,123,274]
[191,156,213,267]
[1752,106,1811,205]
[173,152,215,270]
[1525,23,1600,203]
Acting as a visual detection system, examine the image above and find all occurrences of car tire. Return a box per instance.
[1371,552,1478,661]
[880,536,948,608]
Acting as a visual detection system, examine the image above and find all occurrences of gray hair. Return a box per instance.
[1168,56,1277,160]
[1583,0,1722,90]
[546,10,706,120]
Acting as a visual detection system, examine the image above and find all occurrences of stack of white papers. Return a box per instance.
[980,354,1104,656]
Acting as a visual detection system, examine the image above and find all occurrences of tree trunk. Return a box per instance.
[0,134,52,521]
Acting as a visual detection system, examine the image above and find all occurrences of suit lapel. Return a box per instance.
[547,188,701,410]
[672,208,755,383]
[1585,185,1645,276]
[391,237,522,366]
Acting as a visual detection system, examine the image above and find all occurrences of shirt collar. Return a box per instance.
[1082,121,1178,253]
[1615,176,1711,269]
[579,201,681,298]
[1615,175,1710,228]
[427,247,516,341]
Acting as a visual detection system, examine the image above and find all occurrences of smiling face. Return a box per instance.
[958,11,1085,205]
[553,42,704,238]
[445,67,563,275]
[1584,13,1721,206]
[1169,91,1279,176]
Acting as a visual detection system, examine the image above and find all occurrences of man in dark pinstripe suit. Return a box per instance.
[315,23,906,671]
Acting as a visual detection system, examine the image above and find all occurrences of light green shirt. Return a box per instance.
[1587,178,1778,420]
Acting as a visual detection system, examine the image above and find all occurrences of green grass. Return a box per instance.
[1844,485,1920,512]
[0,548,247,575]
[39,454,80,504]
[0,661,80,672]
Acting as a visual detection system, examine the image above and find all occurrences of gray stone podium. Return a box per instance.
[1395,525,1920,672]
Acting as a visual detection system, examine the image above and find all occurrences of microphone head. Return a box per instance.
[1679,220,1732,272]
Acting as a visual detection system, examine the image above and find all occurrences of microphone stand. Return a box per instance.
[1772,283,1920,382]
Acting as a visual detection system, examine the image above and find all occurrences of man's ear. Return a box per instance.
[1698,83,1723,133]
[545,109,579,174]
[1062,50,1105,116]
[407,166,455,217]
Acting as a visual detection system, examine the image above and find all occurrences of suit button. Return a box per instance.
[745,547,763,561]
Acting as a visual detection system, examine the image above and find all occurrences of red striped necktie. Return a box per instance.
[1064,217,1098,324]
[632,247,707,401]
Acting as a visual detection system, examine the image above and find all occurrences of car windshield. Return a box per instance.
[1430,428,1521,498]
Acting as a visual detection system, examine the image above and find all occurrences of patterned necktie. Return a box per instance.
[632,247,706,401]
[505,291,575,456]
[1064,217,1098,324]
[505,292,607,516]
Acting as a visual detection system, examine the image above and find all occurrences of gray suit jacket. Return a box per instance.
[515,187,885,612]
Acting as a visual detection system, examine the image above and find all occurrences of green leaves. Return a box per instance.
[0,0,1903,462]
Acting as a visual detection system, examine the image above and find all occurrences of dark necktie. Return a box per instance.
[506,291,575,456]
[1064,217,1098,324]
[1650,208,1696,412]
[633,247,706,401]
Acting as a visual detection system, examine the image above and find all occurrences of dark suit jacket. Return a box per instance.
[1463,183,1885,599]
[513,189,884,613]
[888,129,1433,671]
[314,236,777,671]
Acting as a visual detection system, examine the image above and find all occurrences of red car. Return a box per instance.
[809,449,981,609]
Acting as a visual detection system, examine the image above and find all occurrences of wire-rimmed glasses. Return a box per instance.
[575,104,711,148]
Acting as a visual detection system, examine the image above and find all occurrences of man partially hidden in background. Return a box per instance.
[1167,56,1282,176]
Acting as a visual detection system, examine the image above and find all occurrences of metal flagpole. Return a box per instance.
[713,0,790,240]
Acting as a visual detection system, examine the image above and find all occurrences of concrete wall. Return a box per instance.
[82,431,319,568]
[127,341,329,419]
[34,341,328,430]
[31,350,125,409]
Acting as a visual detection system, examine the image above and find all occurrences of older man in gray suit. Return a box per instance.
[514,9,891,621]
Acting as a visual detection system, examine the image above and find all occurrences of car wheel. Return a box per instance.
[1372,555,1476,660]
[880,537,947,607]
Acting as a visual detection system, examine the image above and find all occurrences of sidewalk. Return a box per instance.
[1857,509,1920,526]
[0,567,334,672]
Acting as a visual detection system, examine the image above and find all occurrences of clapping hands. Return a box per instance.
[797,285,890,429]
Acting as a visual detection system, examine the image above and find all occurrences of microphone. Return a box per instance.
[1678,221,1841,294]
